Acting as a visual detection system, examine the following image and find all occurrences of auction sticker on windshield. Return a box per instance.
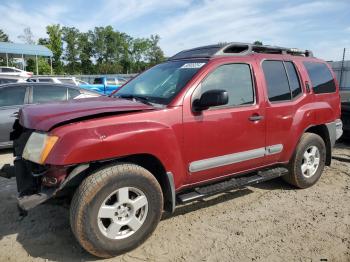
[180,63,206,69]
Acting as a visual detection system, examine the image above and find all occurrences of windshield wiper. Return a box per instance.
[116,94,154,106]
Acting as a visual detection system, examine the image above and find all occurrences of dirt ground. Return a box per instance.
[0,143,349,262]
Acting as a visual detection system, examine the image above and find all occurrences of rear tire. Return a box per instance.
[283,133,326,188]
[70,163,163,258]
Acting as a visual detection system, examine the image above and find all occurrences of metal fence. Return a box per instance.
[329,61,350,89]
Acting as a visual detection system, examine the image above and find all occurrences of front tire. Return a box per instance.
[70,163,163,258]
[283,133,326,188]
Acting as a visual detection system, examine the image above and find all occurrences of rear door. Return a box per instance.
[0,85,28,146]
[261,59,306,164]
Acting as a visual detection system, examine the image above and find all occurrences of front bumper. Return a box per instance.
[14,158,55,214]
[9,157,89,214]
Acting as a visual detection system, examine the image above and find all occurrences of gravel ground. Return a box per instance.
[0,143,349,262]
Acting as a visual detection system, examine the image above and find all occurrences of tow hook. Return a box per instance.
[0,164,15,179]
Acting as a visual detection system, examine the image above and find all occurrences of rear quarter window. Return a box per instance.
[303,62,336,94]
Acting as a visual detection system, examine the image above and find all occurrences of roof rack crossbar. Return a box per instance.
[169,42,313,60]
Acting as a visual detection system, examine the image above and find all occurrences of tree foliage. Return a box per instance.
[62,26,80,74]
[0,29,9,42]
[18,27,35,44]
[26,57,51,74]
[46,24,63,74]
[1,25,166,75]
[42,24,165,74]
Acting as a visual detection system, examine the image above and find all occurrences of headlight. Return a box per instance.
[22,132,59,164]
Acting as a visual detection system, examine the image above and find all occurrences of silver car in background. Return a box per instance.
[0,82,100,149]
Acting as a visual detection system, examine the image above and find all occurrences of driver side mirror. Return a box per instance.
[192,89,228,111]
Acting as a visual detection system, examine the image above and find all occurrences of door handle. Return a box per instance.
[249,114,264,121]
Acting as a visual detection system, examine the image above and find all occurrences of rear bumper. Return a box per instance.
[326,119,343,147]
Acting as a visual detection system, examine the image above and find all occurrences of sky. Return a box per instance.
[0,0,349,61]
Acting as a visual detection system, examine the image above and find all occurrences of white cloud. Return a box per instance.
[67,0,191,32]
[0,0,349,61]
[0,2,67,41]
[154,0,348,60]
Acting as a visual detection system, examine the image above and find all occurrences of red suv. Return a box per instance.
[5,43,343,258]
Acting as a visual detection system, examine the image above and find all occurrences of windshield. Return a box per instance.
[114,60,207,105]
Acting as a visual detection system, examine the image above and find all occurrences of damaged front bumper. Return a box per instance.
[0,157,89,215]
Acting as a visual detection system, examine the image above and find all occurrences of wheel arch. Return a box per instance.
[64,153,176,213]
[304,124,332,166]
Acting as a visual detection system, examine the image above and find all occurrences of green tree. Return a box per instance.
[38,38,49,46]
[118,32,133,74]
[131,38,151,72]
[26,57,51,74]
[62,26,80,74]
[0,29,9,42]
[37,24,167,74]
[253,41,263,46]
[18,27,35,44]
[92,26,127,73]
[78,31,94,74]
[146,35,165,66]
[46,24,63,74]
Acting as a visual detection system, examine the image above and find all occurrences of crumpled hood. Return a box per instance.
[19,96,154,131]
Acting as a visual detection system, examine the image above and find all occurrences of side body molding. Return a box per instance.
[189,144,283,173]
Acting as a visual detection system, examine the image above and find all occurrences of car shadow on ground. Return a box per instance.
[0,177,293,261]
[0,141,347,261]
[0,178,96,261]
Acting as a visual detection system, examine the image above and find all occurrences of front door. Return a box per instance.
[0,85,27,147]
[183,60,266,184]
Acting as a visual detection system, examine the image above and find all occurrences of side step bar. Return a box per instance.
[177,167,288,204]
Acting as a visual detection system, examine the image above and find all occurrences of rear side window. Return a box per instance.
[199,63,254,107]
[262,61,291,101]
[303,62,336,93]
[0,86,26,106]
[285,62,302,98]
[32,85,67,103]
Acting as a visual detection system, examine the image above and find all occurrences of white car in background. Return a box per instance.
[0,67,33,77]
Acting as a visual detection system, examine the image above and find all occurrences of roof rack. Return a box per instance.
[169,42,313,60]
